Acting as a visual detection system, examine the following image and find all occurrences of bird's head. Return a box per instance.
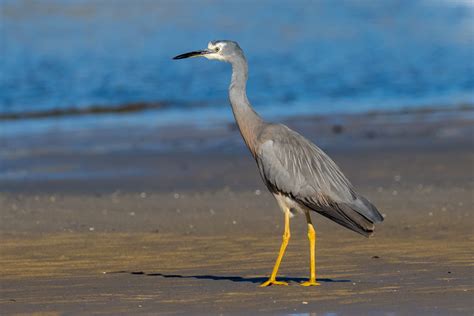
[173,40,244,63]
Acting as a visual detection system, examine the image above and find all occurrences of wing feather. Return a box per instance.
[256,124,383,236]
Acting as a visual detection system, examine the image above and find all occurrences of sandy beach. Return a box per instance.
[1,108,473,315]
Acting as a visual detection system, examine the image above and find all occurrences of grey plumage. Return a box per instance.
[256,124,383,236]
[173,40,383,286]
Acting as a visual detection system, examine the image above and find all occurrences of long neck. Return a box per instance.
[228,56,263,155]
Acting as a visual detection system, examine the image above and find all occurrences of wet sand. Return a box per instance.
[1,109,473,315]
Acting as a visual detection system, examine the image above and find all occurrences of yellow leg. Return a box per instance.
[260,210,291,287]
[301,211,320,286]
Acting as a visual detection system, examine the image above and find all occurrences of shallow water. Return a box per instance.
[1,0,474,127]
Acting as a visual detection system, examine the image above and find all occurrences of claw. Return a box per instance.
[259,279,289,287]
[300,280,321,286]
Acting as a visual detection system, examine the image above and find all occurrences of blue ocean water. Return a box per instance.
[1,0,473,128]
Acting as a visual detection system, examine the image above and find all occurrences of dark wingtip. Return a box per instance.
[357,195,384,223]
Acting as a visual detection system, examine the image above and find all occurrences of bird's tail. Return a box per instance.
[303,195,384,237]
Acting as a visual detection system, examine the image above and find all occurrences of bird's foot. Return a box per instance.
[259,279,289,287]
[300,279,320,286]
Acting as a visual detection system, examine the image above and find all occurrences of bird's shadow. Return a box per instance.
[105,271,351,284]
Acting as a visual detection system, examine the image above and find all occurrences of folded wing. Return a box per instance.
[256,124,384,237]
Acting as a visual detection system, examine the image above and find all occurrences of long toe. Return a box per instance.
[259,279,289,287]
[300,280,321,286]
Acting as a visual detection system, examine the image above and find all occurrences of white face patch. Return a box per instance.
[207,41,223,51]
[204,42,227,61]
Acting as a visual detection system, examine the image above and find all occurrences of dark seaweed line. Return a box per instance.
[0,102,472,121]
[0,102,169,120]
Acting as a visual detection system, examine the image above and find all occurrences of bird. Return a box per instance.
[173,40,384,287]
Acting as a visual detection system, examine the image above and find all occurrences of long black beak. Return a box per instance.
[173,50,211,60]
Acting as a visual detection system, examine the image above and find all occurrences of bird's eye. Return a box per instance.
[215,47,220,52]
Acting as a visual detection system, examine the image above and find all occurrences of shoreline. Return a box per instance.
[1,105,473,193]
[1,102,473,137]
[1,100,472,121]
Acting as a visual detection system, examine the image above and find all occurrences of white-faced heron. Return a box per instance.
[173,40,384,287]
